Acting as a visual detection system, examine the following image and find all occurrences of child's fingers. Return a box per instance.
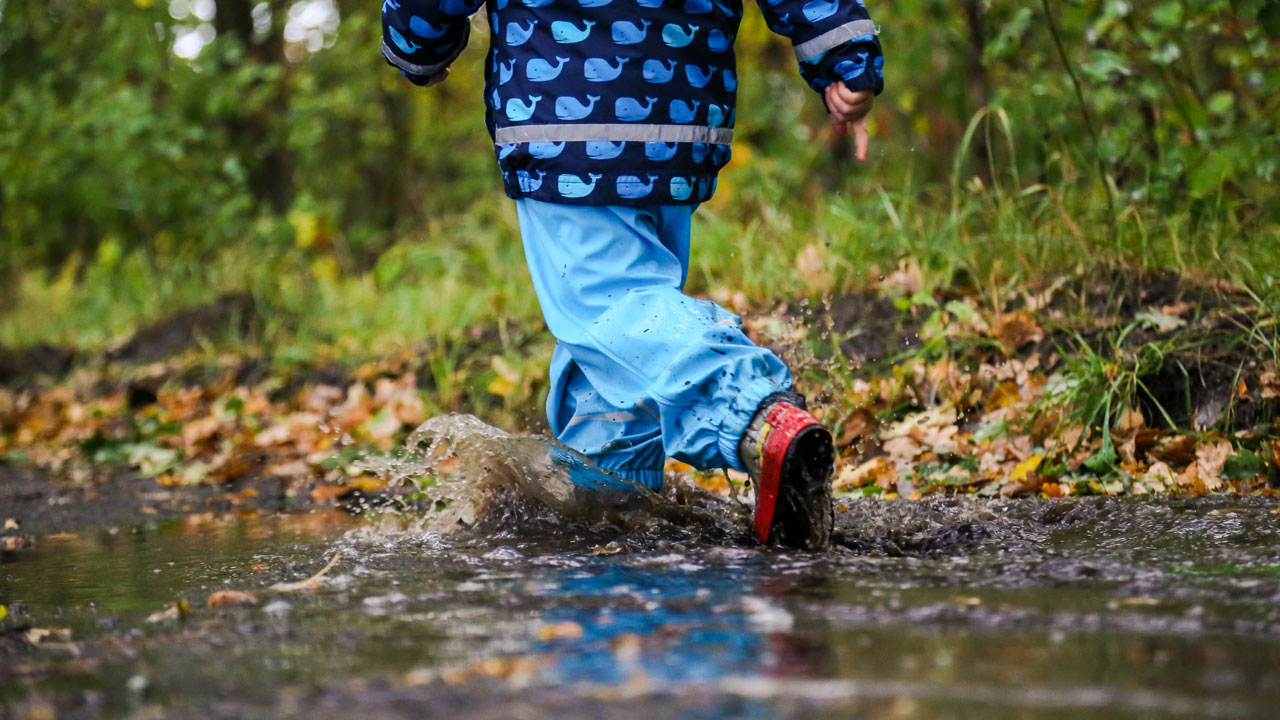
[830,114,849,136]
[826,88,857,121]
[853,116,869,162]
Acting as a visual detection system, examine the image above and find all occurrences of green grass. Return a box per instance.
[2,156,1277,369]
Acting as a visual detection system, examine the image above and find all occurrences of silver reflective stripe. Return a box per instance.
[381,39,457,77]
[495,123,733,145]
[792,19,879,61]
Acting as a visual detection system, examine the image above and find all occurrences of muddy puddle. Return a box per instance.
[4,416,1280,719]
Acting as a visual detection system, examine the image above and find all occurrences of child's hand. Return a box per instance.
[824,81,875,162]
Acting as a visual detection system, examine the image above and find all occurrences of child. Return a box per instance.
[382,0,883,549]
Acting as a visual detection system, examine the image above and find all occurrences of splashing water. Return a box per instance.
[354,414,746,544]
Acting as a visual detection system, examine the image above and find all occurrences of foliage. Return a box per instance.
[1,0,1278,282]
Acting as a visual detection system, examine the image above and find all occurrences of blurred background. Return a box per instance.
[1,0,1277,363]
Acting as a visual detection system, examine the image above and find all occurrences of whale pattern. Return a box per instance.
[388,27,421,54]
[585,141,626,159]
[706,28,730,52]
[802,0,839,23]
[506,95,543,121]
[498,59,516,84]
[527,141,566,158]
[615,96,658,121]
[645,142,678,161]
[834,52,868,80]
[611,19,651,45]
[517,169,547,192]
[552,19,596,43]
[642,58,678,83]
[555,94,601,120]
[669,99,700,123]
[409,16,448,38]
[617,174,659,198]
[584,56,629,82]
[661,23,699,47]
[558,173,603,198]
[383,0,883,204]
[526,56,570,81]
[684,64,717,88]
[504,20,537,46]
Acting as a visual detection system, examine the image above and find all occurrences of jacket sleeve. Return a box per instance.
[381,0,483,86]
[754,0,884,96]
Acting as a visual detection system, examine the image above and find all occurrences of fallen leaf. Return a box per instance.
[1040,481,1069,497]
[208,590,259,607]
[1194,440,1233,492]
[834,457,898,491]
[795,243,833,291]
[881,259,923,297]
[994,311,1043,352]
[1135,310,1187,333]
[1010,454,1044,483]
[24,627,72,645]
[538,621,584,641]
[145,599,190,624]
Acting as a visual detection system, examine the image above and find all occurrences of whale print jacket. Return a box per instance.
[382,0,884,205]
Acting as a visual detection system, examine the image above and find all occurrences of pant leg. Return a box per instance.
[517,198,792,476]
[547,342,667,490]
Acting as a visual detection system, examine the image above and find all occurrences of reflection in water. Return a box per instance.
[4,424,1280,718]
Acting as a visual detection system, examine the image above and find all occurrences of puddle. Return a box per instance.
[4,416,1280,718]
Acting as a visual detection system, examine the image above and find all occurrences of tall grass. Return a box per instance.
[2,126,1276,366]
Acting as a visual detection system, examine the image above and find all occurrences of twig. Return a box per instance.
[1039,0,1118,246]
[264,553,341,594]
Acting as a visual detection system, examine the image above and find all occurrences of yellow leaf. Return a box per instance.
[1010,454,1044,483]
[487,376,515,397]
[0,605,7,621]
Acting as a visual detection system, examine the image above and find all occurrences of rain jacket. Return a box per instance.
[381,0,884,205]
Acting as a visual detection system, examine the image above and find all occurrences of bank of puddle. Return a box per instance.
[4,415,1280,719]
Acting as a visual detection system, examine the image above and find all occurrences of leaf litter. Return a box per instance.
[0,265,1276,528]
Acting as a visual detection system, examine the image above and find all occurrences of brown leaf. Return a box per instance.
[994,311,1043,353]
[881,259,923,297]
[834,457,897,491]
[208,590,258,607]
[1148,434,1198,465]
[1194,440,1232,492]
[795,243,833,292]
[1261,364,1279,400]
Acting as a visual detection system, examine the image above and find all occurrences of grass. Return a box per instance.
[2,139,1277,371]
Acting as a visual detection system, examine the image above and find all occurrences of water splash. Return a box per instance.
[354,414,745,544]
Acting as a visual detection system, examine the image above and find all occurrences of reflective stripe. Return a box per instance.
[381,40,454,77]
[792,19,879,61]
[495,124,733,145]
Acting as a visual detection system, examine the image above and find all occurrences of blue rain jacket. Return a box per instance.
[381,0,884,205]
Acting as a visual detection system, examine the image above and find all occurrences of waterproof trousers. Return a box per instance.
[515,199,793,491]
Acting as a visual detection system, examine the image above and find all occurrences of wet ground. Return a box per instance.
[4,422,1280,719]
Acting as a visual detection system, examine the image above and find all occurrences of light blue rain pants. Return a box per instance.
[515,198,793,491]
